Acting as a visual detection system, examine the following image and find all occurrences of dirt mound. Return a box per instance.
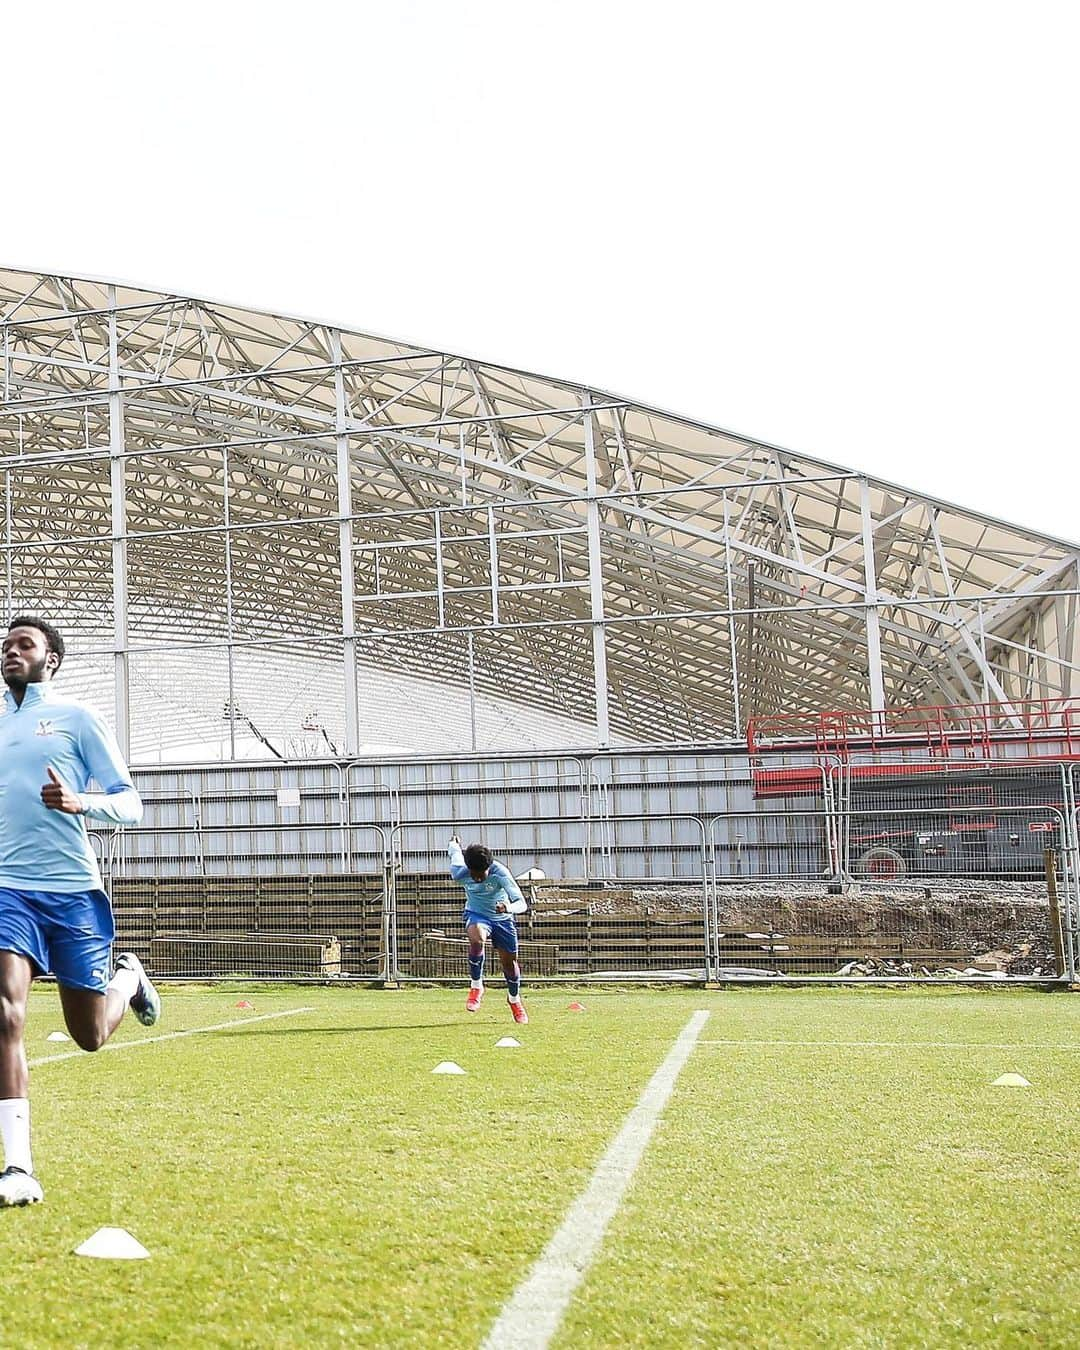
[534,880,1058,974]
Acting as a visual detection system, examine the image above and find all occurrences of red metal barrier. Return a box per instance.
[748,698,1080,797]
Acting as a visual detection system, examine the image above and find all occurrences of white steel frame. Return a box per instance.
[1,267,1078,760]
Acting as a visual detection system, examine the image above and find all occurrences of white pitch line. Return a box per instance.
[29,1006,315,1068]
[696,1039,1080,1050]
[483,1009,710,1350]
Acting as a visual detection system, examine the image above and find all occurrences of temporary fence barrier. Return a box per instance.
[97,751,1080,983]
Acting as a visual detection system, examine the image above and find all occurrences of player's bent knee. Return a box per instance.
[69,1023,108,1052]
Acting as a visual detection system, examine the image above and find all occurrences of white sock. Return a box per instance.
[470,979,484,990]
[0,1098,33,1174]
[509,994,523,1005]
[108,963,139,1003]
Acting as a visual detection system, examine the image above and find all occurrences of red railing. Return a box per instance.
[747,698,1080,761]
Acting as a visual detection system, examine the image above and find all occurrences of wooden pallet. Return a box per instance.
[149,932,342,978]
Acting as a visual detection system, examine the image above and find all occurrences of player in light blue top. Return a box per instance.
[448,837,529,1023]
[0,617,161,1209]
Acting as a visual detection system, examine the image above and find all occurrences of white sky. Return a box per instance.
[3,1,1077,542]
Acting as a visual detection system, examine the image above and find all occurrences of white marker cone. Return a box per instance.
[74,1227,151,1259]
[495,1037,521,1048]
[46,1031,70,1043]
[432,1061,466,1075]
[992,1072,1031,1087]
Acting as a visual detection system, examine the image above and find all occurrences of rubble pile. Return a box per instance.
[535,879,1059,975]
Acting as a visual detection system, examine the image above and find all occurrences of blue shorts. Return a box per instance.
[463,908,519,955]
[0,887,115,994]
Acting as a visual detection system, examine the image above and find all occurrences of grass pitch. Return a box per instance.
[2,984,1077,1348]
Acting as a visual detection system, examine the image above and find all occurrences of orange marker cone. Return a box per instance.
[567,1001,586,1012]
[235,1000,255,1010]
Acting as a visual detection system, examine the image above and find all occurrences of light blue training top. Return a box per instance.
[447,840,526,919]
[0,681,143,892]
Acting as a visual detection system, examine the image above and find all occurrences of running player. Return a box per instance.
[0,617,160,1208]
[448,836,528,1024]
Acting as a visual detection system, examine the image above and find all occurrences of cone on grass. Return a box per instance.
[495,1037,521,1048]
[74,1227,150,1260]
[46,1031,70,1042]
[432,1061,466,1075]
[992,1072,1031,1087]
[567,1001,586,1012]
[235,1000,255,1010]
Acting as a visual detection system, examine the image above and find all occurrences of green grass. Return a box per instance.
[2,985,1077,1348]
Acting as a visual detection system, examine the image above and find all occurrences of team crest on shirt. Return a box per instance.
[35,719,55,736]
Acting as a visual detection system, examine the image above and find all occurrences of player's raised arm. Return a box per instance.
[448,835,470,880]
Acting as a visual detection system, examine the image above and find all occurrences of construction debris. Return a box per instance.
[535,880,1057,975]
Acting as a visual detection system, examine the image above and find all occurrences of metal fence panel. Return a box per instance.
[94,751,1080,983]
[111,820,386,980]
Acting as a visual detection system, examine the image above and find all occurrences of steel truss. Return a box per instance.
[1,266,1077,761]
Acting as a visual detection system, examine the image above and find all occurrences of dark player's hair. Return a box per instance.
[463,843,493,873]
[7,615,65,669]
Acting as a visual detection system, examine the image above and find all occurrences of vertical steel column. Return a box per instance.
[222,442,237,759]
[977,599,989,703]
[487,505,500,625]
[1064,764,1080,980]
[383,825,397,983]
[722,492,742,736]
[859,477,886,716]
[4,469,11,617]
[433,509,445,627]
[582,392,610,747]
[107,288,130,757]
[333,330,360,757]
[467,630,478,751]
[701,816,717,982]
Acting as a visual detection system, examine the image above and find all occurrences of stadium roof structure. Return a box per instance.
[1,265,1077,762]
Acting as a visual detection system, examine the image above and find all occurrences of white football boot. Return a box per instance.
[0,1166,44,1207]
[115,952,162,1027]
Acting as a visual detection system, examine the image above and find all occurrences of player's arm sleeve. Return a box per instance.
[447,838,470,881]
[76,712,144,826]
[496,865,528,914]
